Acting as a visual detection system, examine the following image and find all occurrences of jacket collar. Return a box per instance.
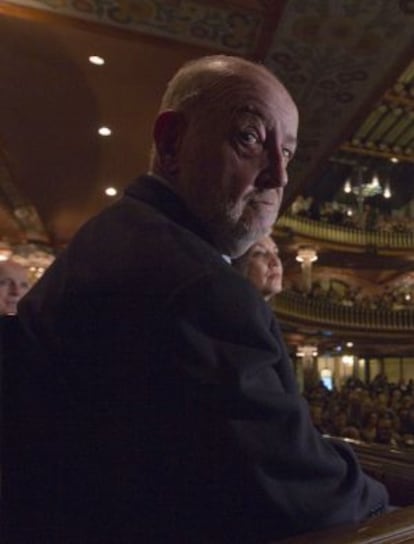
[124,174,217,249]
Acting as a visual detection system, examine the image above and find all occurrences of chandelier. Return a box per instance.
[0,240,13,262]
[343,165,392,227]
[0,241,55,281]
[343,166,392,200]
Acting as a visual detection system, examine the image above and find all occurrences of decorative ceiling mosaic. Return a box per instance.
[1,0,413,242]
[342,60,414,163]
[5,0,264,54]
[264,0,414,202]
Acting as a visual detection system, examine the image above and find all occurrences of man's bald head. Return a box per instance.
[150,54,298,257]
[158,55,292,113]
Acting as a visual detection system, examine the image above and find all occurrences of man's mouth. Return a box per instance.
[250,199,275,207]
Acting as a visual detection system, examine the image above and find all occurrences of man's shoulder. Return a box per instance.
[72,175,226,275]
[29,174,234,300]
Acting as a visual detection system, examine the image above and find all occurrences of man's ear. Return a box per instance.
[153,110,186,176]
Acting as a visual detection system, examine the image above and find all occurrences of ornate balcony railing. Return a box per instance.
[276,214,414,249]
[273,290,414,331]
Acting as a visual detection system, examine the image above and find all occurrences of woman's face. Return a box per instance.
[242,236,283,301]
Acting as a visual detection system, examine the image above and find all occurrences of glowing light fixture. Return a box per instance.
[296,345,318,358]
[12,243,55,279]
[390,157,399,163]
[296,247,317,294]
[383,182,392,199]
[296,247,318,263]
[98,126,112,136]
[371,172,380,188]
[0,241,12,261]
[343,178,352,193]
[342,355,354,366]
[105,187,118,197]
[89,55,105,66]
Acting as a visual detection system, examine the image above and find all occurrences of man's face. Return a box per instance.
[0,261,30,314]
[243,236,282,300]
[172,68,298,257]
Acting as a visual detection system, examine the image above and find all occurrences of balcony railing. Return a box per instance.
[276,214,414,249]
[273,290,414,331]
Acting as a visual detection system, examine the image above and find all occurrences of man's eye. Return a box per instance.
[239,130,261,146]
[282,147,293,161]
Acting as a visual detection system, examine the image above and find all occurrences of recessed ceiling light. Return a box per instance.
[390,156,399,163]
[89,55,105,65]
[98,126,112,136]
[105,187,118,197]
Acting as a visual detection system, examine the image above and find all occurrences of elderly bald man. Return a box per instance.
[11,55,387,543]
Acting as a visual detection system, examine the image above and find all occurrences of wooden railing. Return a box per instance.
[345,439,414,507]
[279,438,414,543]
[277,505,414,544]
[276,214,414,249]
[273,290,414,331]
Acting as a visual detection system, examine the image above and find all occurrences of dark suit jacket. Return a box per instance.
[12,175,388,543]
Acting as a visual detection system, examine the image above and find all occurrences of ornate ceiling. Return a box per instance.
[0,0,413,249]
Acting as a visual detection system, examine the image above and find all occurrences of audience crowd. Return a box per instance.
[290,195,414,234]
[305,374,414,449]
[291,280,414,312]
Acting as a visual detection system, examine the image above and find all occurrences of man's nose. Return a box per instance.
[257,148,288,190]
[8,282,20,296]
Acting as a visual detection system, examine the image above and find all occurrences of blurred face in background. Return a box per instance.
[0,260,30,315]
[234,235,283,301]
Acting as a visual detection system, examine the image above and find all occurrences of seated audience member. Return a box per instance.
[308,402,330,435]
[0,259,29,315]
[360,411,379,443]
[326,408,349,437]
[400,405,414,437]
[232,235,282,301]
[376,414,401,447]
[12,54,389,543]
